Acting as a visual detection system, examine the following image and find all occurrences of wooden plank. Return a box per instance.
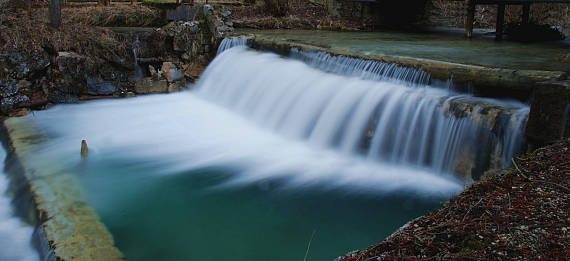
[466,0,476,38]
[496,3,505,40]
[522,3,531,24]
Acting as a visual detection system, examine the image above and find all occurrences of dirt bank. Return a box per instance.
[338,139,569,260]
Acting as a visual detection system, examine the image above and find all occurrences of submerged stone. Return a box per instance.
[134,77,168,94]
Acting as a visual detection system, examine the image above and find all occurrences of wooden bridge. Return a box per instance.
[342,0,569,39]
[461,0,570,39]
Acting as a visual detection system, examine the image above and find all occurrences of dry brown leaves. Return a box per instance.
[339,139,569,260]
[229,0,364,31]
[0,7,131,64]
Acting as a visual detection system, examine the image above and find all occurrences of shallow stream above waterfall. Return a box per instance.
[238,29,570,73]
[10,43,533,260]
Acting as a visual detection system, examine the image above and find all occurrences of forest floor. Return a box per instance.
[338,139,569,260]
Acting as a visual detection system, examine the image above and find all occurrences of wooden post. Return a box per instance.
[465,0,475,38]
[522,3,531,25]
[27,0,32,18]
[48,0,62,28]
[496,3,505,40]
[81,140,88,158]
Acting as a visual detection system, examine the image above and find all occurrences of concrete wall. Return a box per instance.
[311,0,429,27]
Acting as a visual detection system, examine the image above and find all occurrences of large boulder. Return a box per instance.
[134,77,168,94]
[161,62,183,82]
[0,52,49,113]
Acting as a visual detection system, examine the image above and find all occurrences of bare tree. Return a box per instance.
[48,0,62,28]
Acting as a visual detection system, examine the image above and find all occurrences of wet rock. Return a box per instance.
[182,63,206,81]
[87,78,118,96]
[1,95,29,113]
[163,21,202,52]
[56,52,86,74]
[161,62,183,82]
[17,80,31,92]
[168,79,187,93]
[134,77,168,94]
[49,92,80,104]
[149,65,159,80]
[0,79,19,98]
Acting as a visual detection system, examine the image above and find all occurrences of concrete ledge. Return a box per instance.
[247,38,567,94]
[2,117,123,261]
[245,37,570,148]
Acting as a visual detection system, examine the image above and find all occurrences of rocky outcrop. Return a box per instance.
[0,52,50,114]
[0,3,234,115]
[159,4,234,64]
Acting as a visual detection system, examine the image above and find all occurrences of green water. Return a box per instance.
[77,158,441,261]
[240,29,570,73]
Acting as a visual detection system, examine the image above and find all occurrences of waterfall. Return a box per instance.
[131,36,143,81]
[217,37,248,54]
[0,146,39,261]
[198,45,529,177]
[289,49,431,87]
[20,39,531,195]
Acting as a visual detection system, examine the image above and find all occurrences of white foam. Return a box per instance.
[27,92,462,196]
[0,147,39,261]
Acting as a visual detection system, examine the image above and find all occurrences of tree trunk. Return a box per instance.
[495,3,505,40]
[131,0,136,5]
[48,0,62,28]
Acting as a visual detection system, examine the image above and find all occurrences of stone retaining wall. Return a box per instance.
[245,36,569,149]
[1,118,123,261]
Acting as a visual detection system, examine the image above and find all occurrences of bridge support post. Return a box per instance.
[465,0,475,38]
[496,3,505,40]
[522,3,531,24]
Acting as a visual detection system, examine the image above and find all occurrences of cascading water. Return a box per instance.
[205,39,529,177]
[0,147,39,261]
[9,36,535,261]
[130,36,143,82]
[289,49,431,87]
[217,37,248,54]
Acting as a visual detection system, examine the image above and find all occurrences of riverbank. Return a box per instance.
[338,138,569,260]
